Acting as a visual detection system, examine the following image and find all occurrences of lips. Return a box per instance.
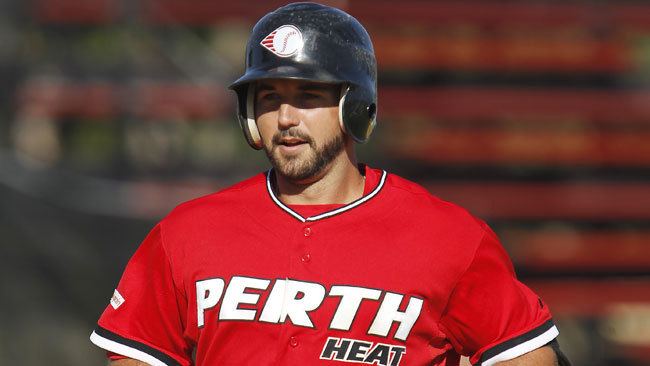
[278,137,307,147]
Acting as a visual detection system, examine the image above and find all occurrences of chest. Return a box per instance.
[182,217,464,302]
[178,217,466,359]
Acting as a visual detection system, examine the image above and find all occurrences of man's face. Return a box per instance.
[254,78,345,181]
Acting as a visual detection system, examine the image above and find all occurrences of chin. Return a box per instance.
[276,164,317,182]
[273,158,322,182]
[267,133,345,182]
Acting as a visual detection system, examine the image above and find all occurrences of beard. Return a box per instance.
[263,128,346,182]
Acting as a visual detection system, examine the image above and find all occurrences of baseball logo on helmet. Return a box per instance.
[260,25,304,57]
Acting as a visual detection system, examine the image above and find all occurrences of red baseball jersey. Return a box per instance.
[91,165,557,366]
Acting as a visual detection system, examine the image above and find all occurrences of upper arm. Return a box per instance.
[90,224,191,365]
[439,226,559,364]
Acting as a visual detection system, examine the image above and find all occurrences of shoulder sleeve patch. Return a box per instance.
[110,289,125,310]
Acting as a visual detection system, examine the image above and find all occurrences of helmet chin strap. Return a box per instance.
[246,85,263,149]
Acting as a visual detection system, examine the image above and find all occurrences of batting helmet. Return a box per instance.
[229,2,378,149]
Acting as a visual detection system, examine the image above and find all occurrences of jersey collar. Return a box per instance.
[265,168,387,223]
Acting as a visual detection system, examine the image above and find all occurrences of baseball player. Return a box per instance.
[91,3,570,365]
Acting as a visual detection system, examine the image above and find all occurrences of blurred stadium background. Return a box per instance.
[1,0,649,365]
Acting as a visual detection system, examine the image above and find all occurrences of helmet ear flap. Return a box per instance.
[340,84,377,143]
[237,85,263,150]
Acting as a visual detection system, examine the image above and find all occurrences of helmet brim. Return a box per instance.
[228,64,346,91]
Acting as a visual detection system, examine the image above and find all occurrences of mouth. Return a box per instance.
[278,138,308,147]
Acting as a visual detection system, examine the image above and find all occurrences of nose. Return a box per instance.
[277,102,300,130]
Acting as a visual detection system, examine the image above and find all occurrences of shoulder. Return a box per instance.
[161,172,267,227]
[369,169,492,278]
[383,171,486,230]
[377,170,490,255]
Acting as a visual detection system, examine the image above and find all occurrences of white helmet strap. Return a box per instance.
[245,85,263,149]
[338,85,350,133]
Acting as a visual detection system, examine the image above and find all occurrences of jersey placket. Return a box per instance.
[263,168,390,362]
[278,218,323,362]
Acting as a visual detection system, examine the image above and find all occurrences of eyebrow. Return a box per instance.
[298,83,336,92]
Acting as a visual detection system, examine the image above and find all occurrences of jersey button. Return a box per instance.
[301,253,311,263]
[289,336,299,347]
[303,227,312,237]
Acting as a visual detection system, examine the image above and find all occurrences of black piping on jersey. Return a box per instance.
[92,325,181,366]
[265,169,388,222]
[476,319,558,366]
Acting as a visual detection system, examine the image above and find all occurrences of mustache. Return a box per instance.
[272,129,314,146]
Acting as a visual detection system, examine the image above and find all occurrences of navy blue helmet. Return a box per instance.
[229,2,378,149]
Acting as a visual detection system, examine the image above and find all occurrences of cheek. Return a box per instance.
[305,107,341,141]
[255,112,277,141]
[324,109,344,140]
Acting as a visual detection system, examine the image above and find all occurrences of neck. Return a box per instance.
[273,145,364,205]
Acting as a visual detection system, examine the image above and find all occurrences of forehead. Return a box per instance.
[255,79,340,92]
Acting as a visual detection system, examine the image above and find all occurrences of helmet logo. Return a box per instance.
[260,25,303,57]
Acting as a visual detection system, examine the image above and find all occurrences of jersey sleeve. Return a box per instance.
[90,224,191,366]
[438,225,558,366]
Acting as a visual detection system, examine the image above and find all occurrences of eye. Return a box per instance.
[300,92,324,101]
[257,91,281,107]
[259,92,279,101]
